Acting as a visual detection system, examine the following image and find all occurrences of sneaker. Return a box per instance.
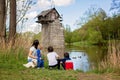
[42,67,45,69]
[23,64,29,68]
[37,67,40,69]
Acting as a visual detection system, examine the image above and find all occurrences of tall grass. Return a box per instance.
[0,35,33,70]
[98,40,120,73]
[0,34,33,51]
[0,47,27,70]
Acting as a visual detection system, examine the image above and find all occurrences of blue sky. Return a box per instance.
[56,0,111,30]
[19,0,112,33]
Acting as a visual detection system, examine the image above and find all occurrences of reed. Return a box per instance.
[0,34,32,70]
[98,40,120,73]
[15,34,33,48]
[0,34,33,51]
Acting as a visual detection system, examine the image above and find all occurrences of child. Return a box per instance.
[47,46,60,69]
[60,52,71,70]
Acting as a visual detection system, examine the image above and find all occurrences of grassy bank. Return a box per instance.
[0,48,120,80]
[97,40,120,74]
[67,41,99,47]
[67,40,108,47]
[66,41,92,47]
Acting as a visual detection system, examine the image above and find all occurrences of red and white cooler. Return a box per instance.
[65,60,73,70]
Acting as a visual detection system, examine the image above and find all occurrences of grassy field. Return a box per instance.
[0,48,120,80]
[1,68,120,80]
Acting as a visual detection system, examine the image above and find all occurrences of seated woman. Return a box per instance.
[47,46,60,69]
[23,40,44,68]
[23,40,39,68]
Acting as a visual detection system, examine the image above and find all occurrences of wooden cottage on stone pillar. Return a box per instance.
[36,8,64,56]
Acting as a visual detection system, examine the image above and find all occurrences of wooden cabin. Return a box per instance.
[36,8,62,23]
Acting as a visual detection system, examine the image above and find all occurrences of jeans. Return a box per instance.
[28,59,32,62]
[49,59,60,69]
[37,59,44,68]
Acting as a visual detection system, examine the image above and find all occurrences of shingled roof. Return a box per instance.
[37,8,60,17]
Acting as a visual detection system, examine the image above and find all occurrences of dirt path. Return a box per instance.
[76,73,120,80]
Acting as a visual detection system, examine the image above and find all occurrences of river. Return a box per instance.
[65,45,108,71]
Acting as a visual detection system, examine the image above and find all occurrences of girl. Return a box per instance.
[27,39,39,62]
[23,40,43,68]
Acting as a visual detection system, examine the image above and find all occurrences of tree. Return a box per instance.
[8,0,16,46]
[75,6,106,44]
[0,0,6,46]
[64,25,72,45]
[16,0,35,33]
[110,0,120,12]
[100,16,120,40]
[0,0,35,48]
[17,0,34,23]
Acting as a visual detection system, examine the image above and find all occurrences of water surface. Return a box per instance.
[65,45,107,71]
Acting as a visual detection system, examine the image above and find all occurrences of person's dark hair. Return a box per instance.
[64,52,69,58]
[48,46,54,52]
[32,39,39,49]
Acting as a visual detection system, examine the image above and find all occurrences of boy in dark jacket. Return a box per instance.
[60,52,71,70]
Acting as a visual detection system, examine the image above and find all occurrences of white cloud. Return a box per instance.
[28,23,41,33]
[53,0,75,6]
[21,23,41,34]
[25,11,38,19]
[31,0,75,10]
[37,0,51,9]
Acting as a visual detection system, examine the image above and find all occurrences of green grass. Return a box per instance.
[0,48,78,80]
[71,41,94,47]
[0,68,78,80]
[0,48,120,80]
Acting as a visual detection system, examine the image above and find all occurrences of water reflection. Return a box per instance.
[66,45,107,72]
[69,51,89,72]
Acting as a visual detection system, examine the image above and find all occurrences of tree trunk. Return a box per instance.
[0,0,6,47]
[8,0,16,46]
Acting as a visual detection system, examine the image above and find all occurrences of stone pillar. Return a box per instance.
[41,19,65,58]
